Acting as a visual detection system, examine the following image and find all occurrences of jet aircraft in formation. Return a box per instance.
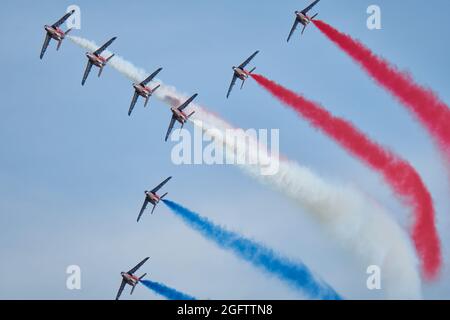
[137,177,172,222]
[40,10,75,59]
[81,37,117,86]
[116,257,149,300]
[287,0,321,42]
[40,2,324,299]
[226,51,259,99]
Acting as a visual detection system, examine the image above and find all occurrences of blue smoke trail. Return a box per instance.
[163,199,342,300]
[141,280,196,300]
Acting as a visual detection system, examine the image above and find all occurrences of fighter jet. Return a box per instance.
[40,10,75,59]
[116,257,149,300]
[164,94,197,142]
[128,67,163,116]
[226,51,259,99]
[137,177,172,222]
[81,37,117,86]
[287,0,321,42]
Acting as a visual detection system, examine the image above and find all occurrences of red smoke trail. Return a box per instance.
[251,73,441,280]
[313,19,450,162]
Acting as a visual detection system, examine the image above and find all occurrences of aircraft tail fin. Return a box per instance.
[57,40,62,51]
[151,204,157,215]
[99,55,114,77]
[311,13,318,21]
[240,79,245,90]
[64,28,73,36]
[106,54,115,63]
[187,111,195,119]
[144,96,149,107]
[139,273,147,281]
[152,84,161,93]
[301,25,307,35]
[130,284,136,295]
[160,192,168,200]
[249,67,256,74]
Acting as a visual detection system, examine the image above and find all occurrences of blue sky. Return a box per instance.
[0,0,449,299]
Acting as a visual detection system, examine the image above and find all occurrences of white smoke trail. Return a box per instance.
[195,119,422,299]
[68,36,422,299]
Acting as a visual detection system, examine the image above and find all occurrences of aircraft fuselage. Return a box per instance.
[296,12,311,26]
[145,191,160,205]
[44,25,65,41]
[86,52,107,67]
[232,67,249,81]
[171,108,188,124]
[121,272,139,286]
[133,84,152,98]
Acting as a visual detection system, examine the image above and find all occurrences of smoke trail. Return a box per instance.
[192,118,422,299]
[163,199,342,300]
[251,73,441,280]
[68,36,217,113]
[313,20,450,163]
[140,280,196,300]
[68,36,423,298]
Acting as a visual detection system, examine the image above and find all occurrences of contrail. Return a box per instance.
[313,20,450,164]
[140,280,196,300]
[68,36,423,298]
[251,73,441,280]
[163,199,342,300]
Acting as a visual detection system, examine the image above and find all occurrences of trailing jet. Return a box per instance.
[128,67,163,116]
[116,257,149,300]
[226,51,259,99]
[40,10,75,59]
[81,37,117,86]
[164,94,197,142]
[137,177,172,222]
[287,0,321,42]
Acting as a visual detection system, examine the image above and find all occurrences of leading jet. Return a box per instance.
[287,0,321,42]
[40,10,75,59]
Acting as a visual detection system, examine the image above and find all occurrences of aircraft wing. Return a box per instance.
[128,91,139,116]
[287,19,299,42]
[81,60,93,86]
[52,10,75,28]
[226,74,238,98]
[40,34,51,59]
[239,51,259,69]
[137,198,149,222]
[178,94,198,111]
[128,257,150,274]
[141,67,163,86]
[151,177,172,193]
[165,116,177,142]
[93,37,117,56]
[302,0,320,14]
[115,279,127,300]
